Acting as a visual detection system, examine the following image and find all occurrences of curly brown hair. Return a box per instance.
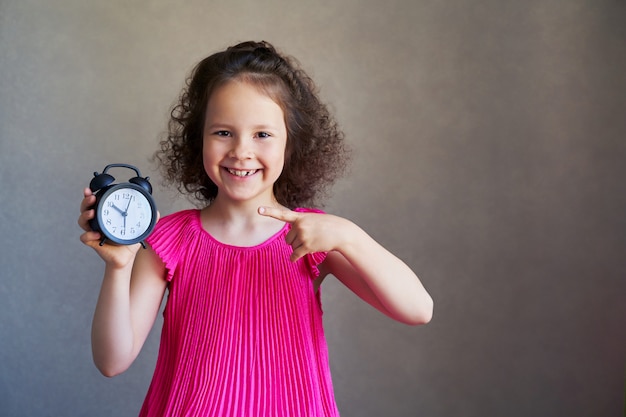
[154,40,350,209]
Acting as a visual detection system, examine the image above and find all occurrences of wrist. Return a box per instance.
[333,218,367,255]
[104,259,134,278]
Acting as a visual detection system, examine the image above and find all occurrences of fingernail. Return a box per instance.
[258,207,265,214]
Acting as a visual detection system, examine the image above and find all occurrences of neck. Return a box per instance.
[201,195,287,247]
[206,193,282,224]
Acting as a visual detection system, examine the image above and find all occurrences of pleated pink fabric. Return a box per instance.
[140,209,340,416]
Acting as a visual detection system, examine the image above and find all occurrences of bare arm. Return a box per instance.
[258,207,433,325]
[79,188,167,376]
[90,247,167,376]
[319,225,433,325]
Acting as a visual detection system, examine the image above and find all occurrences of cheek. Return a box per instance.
[201,141,209,165]
[272,140,287,172]
[202,141,219,176]
[277,137,290,172]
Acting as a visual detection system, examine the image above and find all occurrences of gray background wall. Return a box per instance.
[1,1,624,416]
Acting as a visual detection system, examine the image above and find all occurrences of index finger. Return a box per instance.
[80,188,96,212]
[258,206,301,223]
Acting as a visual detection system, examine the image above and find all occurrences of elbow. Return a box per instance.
[94,360,127,378]
[92,353,131,378]
[95,362,128,378]
[401,295,434,326]
[92,342,134,377]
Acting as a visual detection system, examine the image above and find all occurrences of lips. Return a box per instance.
[226,168,258,177]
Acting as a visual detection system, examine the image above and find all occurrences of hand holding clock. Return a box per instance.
[79,188,140,267]
[79,188,160,268]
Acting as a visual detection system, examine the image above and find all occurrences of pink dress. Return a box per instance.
[140,209,340,416]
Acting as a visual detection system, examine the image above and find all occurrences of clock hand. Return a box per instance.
[111,204,126,216]
[125,195,133,213]
[123,196,133,229]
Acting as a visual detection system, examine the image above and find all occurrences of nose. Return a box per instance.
[229,137,254,160]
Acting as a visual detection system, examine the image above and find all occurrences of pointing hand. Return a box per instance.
[258,206,352,262]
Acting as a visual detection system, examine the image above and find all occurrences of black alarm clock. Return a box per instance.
[88,163,157,247]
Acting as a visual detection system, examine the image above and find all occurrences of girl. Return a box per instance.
[78,41,433,416]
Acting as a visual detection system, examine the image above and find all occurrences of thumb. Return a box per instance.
[258,206,301,223]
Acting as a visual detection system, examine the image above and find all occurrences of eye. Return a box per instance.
[214,130,231,137]
[256,131,271,139]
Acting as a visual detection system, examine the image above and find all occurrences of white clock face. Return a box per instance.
[99,186,154,242]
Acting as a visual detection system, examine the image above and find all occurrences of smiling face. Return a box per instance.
[202,79,288,207]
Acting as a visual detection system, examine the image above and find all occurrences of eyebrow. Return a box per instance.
[205,122,282,132]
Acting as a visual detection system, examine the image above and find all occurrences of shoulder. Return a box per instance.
[146,209,200,282]
[155,209,199,229]
[159,208,199,222]
[148,209,199,244]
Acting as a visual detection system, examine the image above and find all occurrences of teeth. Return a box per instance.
[227,168,257,177]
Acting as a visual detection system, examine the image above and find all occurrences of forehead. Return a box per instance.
[205,80,286,126]
[215,72,288,106]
